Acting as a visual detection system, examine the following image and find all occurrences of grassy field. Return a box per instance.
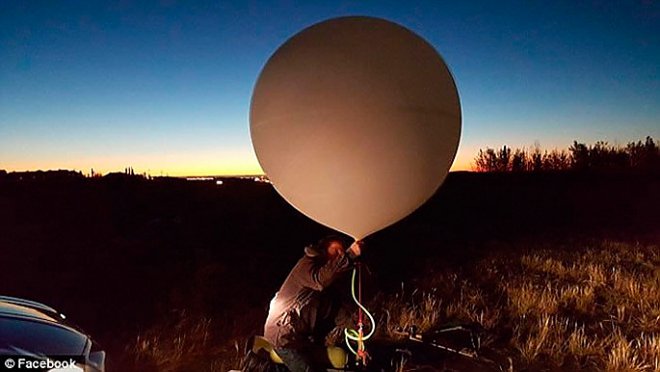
[382,239,660,371]
[1,171,657,371]
[125,239,660,371]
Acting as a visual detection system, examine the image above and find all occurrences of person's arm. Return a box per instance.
[292,255,349,291]
[298,241,362,291]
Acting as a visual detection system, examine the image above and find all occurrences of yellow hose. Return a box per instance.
[344,267,375,359]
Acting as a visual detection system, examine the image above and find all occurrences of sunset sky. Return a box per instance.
[1,1,658,176]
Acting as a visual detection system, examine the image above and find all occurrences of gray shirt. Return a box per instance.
[264,251,353,348]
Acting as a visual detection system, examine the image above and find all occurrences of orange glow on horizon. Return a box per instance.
[2,149,265,177]
[450,156,473,172]
[2,162,264,177]
[5,160,472,177]
[3,148,475,176]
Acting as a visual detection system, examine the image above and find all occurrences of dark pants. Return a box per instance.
[275,347,324,372]
[276,290,352,371]
[275,346,342,372]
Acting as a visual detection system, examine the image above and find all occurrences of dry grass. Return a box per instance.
[127,239,659,371]
[381,240,660,371]
[381,287,443,338]
[127,309,244,371]
[567,325,600,363]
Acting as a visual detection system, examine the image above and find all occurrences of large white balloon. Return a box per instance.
[250,16,461,240]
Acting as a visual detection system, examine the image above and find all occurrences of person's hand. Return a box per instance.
[348,240,363,257]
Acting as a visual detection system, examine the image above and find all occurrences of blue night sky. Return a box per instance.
[1,1,658,175]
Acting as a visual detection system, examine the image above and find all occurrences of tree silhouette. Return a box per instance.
[475,137,658,173]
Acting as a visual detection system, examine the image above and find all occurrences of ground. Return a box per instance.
[0,171,657,371]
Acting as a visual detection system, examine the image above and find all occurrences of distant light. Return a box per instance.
[252,176,271,184]
[216,180,223,185]
[186,177,214,181]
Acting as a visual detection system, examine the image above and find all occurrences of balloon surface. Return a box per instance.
[250,16,461,239]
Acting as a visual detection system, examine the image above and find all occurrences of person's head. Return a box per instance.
[315,235,347,261]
